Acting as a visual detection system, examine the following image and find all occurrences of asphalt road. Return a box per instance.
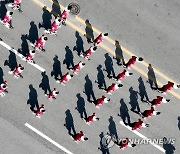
[0,0,179,154]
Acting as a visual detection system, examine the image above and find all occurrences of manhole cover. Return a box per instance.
[68,3,80,15]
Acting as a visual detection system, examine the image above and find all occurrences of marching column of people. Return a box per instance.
[1,2,180,152]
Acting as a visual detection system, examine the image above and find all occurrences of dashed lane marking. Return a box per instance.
[119,121,165,153]
[0,39,45,72]
[25,123,74,154]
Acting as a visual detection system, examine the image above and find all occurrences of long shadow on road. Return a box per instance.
[0,1,7,20]
[163,137,176,154]
[104,53,115,78]
[118,98,131,124]
[108,116,118,140]
[4,50,17,71]
[64,109,76,135]
[39,6,52,29]
[0,67,4,84]
[26,21,39,44]
[39,72,51,95]
[63,46,74,70]
[83,74,96,102]
[98,132,110,154]
[27,84,39,112]
[129,87,141,113]
[75,93,87,119]
[51,55,62,79]
[95,64,107,89]
[84,19,94,43]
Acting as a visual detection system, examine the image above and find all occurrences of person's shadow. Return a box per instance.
[75,93,88,119]
[27,84,39,112]
[163,137,176,154]
[4,50,17,71]
[129,87,140,113]
[63,46,74,69]
[39,6,52,29]
[104,53,115,78]
[95,65,107,89]
[64,109,76,135]
[83,75,96,102]
[0,1,7,20]
[0,67,4,84]
[118,99,131,124]
[178,116,180,130]
[18,34,29,56]
[138,76,149,102]
[98,132,110,154]
[147,64,158,89]
[39,72,51,95]
[113,40,125,65]
[84,19,94,43]
[51,55,62,79]
[73,31,84,56]
[108,116,118,140]
[51,0,61,15]
[26,21,38,44]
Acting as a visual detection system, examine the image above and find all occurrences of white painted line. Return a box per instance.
[119,121,165,153]
[25,123,74,154]
[0,39,45,72]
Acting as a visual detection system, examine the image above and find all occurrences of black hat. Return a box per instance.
[44,37,48,41]
[67,5,72,10]
[9,12,13,15]
[93,46,97,50]
[20,67,24,70]
[104,33,108,36]
[118,84,123,87]
[138,57,143,61]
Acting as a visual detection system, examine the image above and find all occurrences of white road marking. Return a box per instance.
[0,39,45,72]
[119,121,165,153]
[25,123,74,154]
